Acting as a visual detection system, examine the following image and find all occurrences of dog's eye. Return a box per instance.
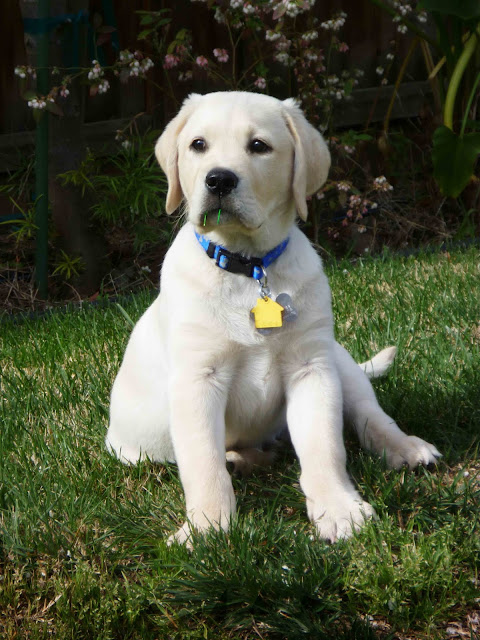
[191,138,206,152]
[248,139,271,154]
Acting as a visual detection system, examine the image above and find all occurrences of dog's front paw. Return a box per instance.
[308,492,375,543]
[386,436,441,469]
[167,489,236,549]
[167,512,233,550]
[167,522,195,549]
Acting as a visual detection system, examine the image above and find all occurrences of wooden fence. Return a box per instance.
[0,0,430,172]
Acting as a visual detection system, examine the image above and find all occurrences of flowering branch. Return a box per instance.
[14,49,155,120]
[369,0,439,51]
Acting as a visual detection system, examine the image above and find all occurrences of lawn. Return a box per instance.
[1,248,479,639]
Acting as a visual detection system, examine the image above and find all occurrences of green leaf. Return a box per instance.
[22,90,37,101]
[255,62,268,76]
[98,25,117,34]
[432,125,480,197]
[137,28,153,40]
[45,101,63,117]
[32,109,44,124]
[272,4,287,19]
[418,0,480,20]
[0,218,23,226]
[343,79,354,97]
[138,14,154,25]
[176,28,188,41]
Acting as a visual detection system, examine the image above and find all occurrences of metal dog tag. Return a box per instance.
[276,293,298,323]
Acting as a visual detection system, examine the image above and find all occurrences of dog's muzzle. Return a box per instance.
[205,168,239,197]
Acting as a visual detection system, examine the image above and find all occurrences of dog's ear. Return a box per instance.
[155,94,202,214]
[282,98,331,221]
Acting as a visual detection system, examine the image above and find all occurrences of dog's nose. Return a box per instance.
[205,168,238,196]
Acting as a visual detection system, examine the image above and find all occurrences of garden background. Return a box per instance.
[1,0,478,308]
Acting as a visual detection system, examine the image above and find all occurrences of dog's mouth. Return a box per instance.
[200,206,229,228]
[197,209,263,234]
[198,192,235,228]
[198,205,263,232]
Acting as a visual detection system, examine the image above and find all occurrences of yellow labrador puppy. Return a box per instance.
[106,92,440,544]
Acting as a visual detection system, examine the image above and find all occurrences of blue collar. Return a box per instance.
[194,231,289,280]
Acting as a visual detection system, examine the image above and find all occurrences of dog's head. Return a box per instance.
[155,92,330,244]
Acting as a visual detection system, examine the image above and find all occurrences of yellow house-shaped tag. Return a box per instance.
[250,297,284,329]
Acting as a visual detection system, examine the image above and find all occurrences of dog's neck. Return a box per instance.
[194,230,289,280]
[191,217,295,256]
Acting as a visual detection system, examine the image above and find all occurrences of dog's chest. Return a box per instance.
[213,272,298,346]
[225,344,285,447]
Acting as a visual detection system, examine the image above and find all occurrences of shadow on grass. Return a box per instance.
[375,360,480,463]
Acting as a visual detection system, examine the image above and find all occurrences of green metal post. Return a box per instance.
[34,0,50,298]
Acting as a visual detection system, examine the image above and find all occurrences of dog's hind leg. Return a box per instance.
[226,447,276,477]
[106,301,175,465]
[334,342,441,469]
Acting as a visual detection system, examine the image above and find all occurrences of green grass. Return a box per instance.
[1,249,479,639]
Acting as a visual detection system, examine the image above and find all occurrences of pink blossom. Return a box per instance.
[275,36,291,52]
[373,175,393,191]
[163,54,180,69]
[254,76,266,90]
[97,79,110,94]
[338,42,349,53]
[213,48,229,63]
[275,52,290,66]
[27,97,47,110]
[195,56,209,68]
[336,181,351,192]
[265,29,281,42]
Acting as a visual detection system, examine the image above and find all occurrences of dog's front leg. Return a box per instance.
[284,339,374,542]
[168,354,236,547]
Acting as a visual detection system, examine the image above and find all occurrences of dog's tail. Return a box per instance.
[359,346,397,379]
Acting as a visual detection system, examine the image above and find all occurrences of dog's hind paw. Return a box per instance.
[226,447,276,477]
[386,435,442,469]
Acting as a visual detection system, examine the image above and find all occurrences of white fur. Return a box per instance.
[106,92,440,545]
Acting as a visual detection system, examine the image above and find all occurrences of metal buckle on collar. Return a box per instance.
[210,245,263,278]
